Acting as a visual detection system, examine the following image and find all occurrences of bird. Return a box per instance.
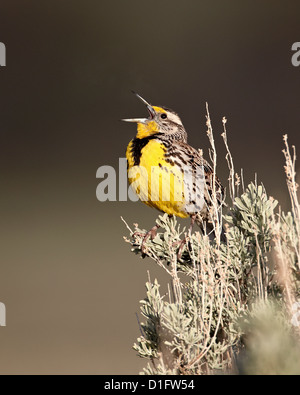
[122,92,225,254]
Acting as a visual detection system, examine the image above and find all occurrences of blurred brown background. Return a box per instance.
[0,0,299,374]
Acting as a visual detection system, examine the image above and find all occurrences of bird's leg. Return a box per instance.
[176,215,196,259]
[141,224,160,254]
[138,215,173,253]
[189,214,196,233]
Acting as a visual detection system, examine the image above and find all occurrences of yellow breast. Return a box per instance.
[126,138,189,218]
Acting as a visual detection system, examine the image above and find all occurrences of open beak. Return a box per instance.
[121,91,156,123]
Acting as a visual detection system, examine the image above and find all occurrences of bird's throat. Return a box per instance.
[136,120,159,139]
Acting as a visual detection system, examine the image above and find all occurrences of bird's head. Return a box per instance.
[122,92,187,142]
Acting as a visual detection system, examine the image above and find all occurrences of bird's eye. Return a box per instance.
[161,113,167,119]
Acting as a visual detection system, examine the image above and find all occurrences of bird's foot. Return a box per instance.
[132,225,160,257]
[172,215,195,259]
[173,237,189,259]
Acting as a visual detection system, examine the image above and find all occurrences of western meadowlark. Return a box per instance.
[122,92,225,253]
